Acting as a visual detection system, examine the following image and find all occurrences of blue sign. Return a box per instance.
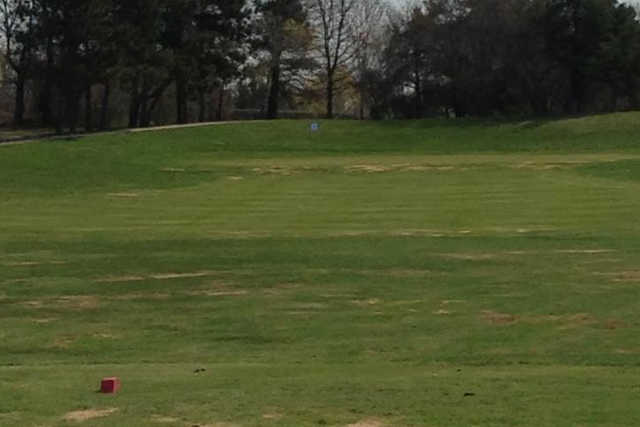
[310,122,319,132]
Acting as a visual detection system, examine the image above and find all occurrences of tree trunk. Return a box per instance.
[13,73,26,126]
[176,69,188,124]
[40,37,55,126]
[85,84,93,132]
[139,92,149,127]
[217,83,225,121]
[128,74,141,128]
[413,51,422,119]
[66,90,80,134]
[326,72,334,119]
[266,53,282,120]
[359,84,365,120]
[100,81,111,130]
[198,89,206,122]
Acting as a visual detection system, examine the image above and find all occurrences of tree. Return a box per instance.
[308,0,360,118]
[0,0,36,125]
[350,0,387,119]
[256,0,311,119]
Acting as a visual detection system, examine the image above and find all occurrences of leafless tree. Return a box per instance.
[351,0,387,119]
[308,0,360,118]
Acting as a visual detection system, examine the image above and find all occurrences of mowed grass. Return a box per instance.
[2,113,640,426]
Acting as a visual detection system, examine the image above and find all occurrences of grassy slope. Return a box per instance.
[2,113,640,426]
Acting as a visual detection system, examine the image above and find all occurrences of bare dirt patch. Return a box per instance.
[434,309,451,315]
[63,408,118,422]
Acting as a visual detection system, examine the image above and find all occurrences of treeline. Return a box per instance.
[1,0,640,131]
[382,0,640,118]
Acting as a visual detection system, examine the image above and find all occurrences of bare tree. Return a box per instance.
[308,0,360,118]
[351,0,387,119]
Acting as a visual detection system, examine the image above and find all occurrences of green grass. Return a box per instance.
[2,113,640,426]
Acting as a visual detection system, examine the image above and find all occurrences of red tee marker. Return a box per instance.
[100,377,121,394]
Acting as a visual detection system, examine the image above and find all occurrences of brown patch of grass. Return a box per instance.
[358,269,432,278]
[439,253,497,261]
[151,415,180,423]
[604,319,627,330]
[347,418,386,427]
[292,302,329,310]
[441,299,466,305]
[3,261,66,267]
[63,408,118,422]
[95,276,146,283]
[611,271,640,282]
[186,290,248,297]
[21,300,44,309]
[262,413,283,420]
[352,298,381,307]
[57,296,100,310]
[481,311,519,325]
[512,161,589,170]
[555,249,616,254]
[32,318,58,324]
[24,296,100,310]
[346,164,391,173]
[252,166,296,176]
[92,332,118,339]
[107,192,140,198]
[615,348,639,354]
[150,272,213,280]
[111,293,171,301]
[558,313,597,330]
[433,309,451,315]
[50,336,75,349]
[96,271,218,283]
